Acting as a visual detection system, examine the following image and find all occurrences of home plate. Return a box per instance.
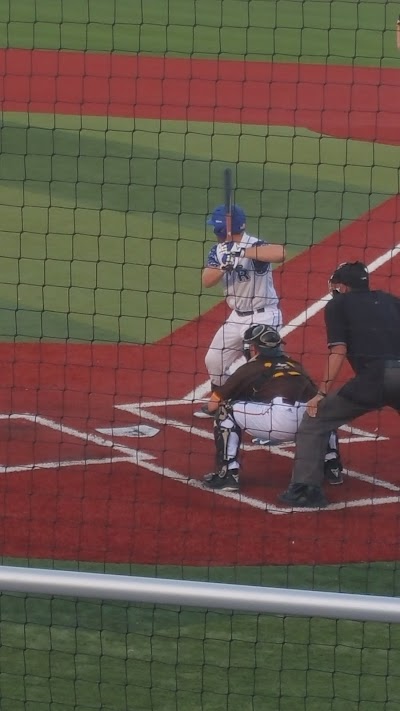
[96,425,160,438]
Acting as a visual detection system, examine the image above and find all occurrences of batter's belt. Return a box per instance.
[235,307,265,317]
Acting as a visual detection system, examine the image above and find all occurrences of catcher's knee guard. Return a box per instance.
[214,402,242,472]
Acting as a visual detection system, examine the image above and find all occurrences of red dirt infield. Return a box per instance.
[0,48,399,566]
[0,48,399,144]
[0,195,399,567]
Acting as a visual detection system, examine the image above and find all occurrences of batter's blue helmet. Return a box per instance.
[207,204,246,240]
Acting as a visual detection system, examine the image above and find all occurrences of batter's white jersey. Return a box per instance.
[203,232,283,387]
[206,232,280,314]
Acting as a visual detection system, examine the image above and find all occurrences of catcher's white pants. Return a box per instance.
[223,398,306,466]
[205,307,282,387]
[232,397,306,441]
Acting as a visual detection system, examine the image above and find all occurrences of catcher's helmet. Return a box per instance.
[207,204,246,240]
[329,261,369,290]
[243,324,284,360]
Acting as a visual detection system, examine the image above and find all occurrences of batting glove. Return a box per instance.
[219,244,246,271]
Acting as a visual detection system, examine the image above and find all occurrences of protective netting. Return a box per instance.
[0,1,400,709]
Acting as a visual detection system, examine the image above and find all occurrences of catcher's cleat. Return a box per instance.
[324,458,344,485]
[203,468,239,492]
[194,404,214,419]
[278,483,328,509]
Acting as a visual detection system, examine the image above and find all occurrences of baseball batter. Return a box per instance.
[199,204,285,415]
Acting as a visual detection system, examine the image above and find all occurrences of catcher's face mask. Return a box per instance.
[243,341,255,361]
[243,323,283,360]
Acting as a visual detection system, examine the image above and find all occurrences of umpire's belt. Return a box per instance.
[384,359,400,368]
[235,307,265,317]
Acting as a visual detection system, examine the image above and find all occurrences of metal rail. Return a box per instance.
[0,566,398,623]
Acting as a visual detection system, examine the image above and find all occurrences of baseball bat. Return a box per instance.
[224,168,233,240]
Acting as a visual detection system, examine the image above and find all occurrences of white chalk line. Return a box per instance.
[3,411,396,517]
[4,244,398,511]
[0,457,132,475]
[109,241,400,513]
[119,242,399,513]
[117,401,387,445]
[0,413,156,475]
[187,243,400,402]
[117,402,387,443]
[115,401,400,511]
[3,410,395,516]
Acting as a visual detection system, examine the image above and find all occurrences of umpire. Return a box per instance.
[279,261,400,509]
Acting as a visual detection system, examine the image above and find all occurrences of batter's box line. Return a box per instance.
[115,400,389,450]
[0,413,156,473]
[116,399,388,442]
[115,401,400,510]
[0,456,134,475]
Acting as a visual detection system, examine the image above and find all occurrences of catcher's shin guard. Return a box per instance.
[213,402,242,474]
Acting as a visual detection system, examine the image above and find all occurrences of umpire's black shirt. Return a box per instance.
[324,289,400,404]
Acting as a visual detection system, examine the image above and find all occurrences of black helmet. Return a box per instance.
[329,261,369,290]
[243,324,283,360]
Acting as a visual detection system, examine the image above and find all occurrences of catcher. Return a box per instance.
[203,324,342,492]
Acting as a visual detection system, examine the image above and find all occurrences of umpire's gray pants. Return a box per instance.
[291,394,369,487]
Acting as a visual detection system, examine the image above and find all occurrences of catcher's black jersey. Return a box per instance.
[214,355,317,404]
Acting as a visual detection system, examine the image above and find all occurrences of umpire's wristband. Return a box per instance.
[317,390,327,398]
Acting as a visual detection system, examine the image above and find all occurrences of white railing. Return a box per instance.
[0,566,399,623]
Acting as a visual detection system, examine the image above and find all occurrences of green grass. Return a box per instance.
[1,560,400,710]
[0,3,399,708]
[2,0,400,67]
[4,598,400,710]
[1,1,399,346]
[0,113,397,343]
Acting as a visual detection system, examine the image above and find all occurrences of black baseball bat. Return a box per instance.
[223,168,233,239]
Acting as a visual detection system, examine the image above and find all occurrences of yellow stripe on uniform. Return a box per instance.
[272,370,301,378]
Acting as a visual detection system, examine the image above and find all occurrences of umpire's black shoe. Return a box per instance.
[278,483,328,509]
[203,469,239,492]
[324,458,344,485]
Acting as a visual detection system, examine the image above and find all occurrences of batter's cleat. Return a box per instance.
[203,469,239,492]
[278,483,328,509]
[194,404,214,419]
[324,458,344,485]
